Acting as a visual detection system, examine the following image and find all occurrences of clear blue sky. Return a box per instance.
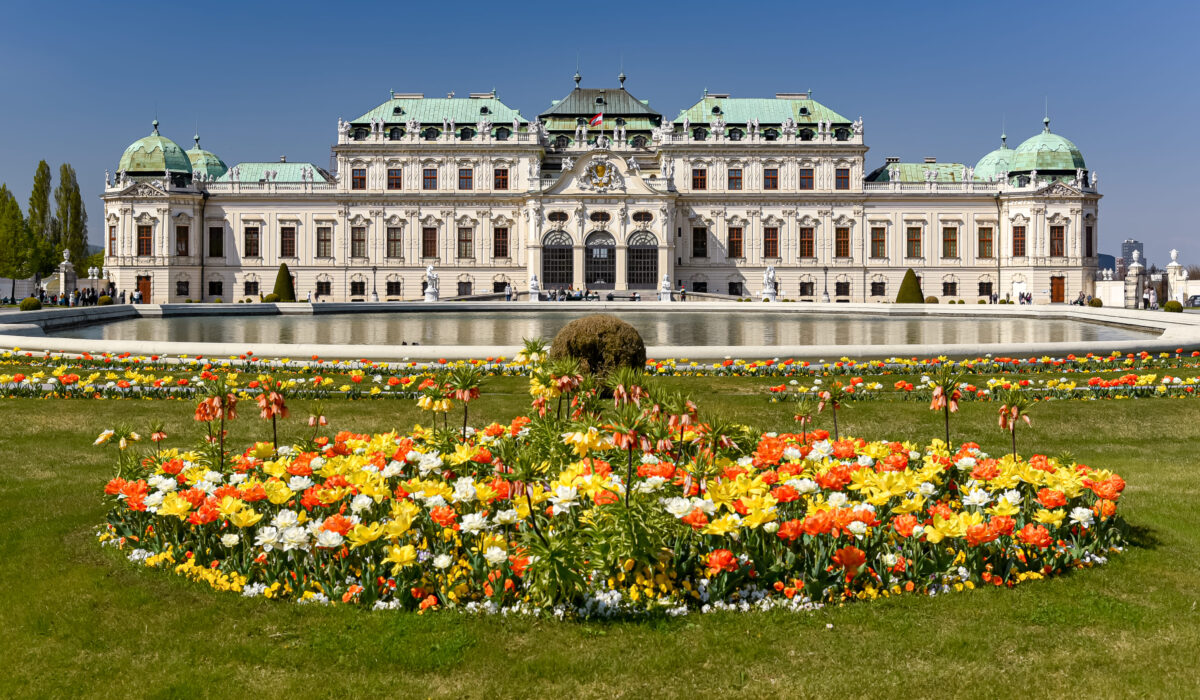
[1,0,1196,266]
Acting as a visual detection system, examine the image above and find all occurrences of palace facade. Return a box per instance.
[103,76,1100,303]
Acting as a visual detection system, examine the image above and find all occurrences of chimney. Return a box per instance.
[923,157,936,163]
[280,156,287,163]
[885,156,900,164]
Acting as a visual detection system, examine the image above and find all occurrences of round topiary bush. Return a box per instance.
[1163,300,1183,313]
[263,293,281,303]
[895,269,924,304]
[19,297,42,311]
[1087,298,1103,308]
[549,314,646,376]
[924,296,939,304]
[97,295,112,306]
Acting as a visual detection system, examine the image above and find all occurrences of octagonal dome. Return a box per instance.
[973,135,1015,181]
[185,134,228,179]
[1010,118,1085,173]
[118,120,192,173]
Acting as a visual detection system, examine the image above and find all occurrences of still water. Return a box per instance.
[48,310,1157,347]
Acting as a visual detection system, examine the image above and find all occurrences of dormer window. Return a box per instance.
[799,106,810,116]
[495,127,511,141]
[834,128,851,141]
[388,127,403,140]
[595,97,605,105]
[798,128,814,141]
[712,106,721,114]
[615,117,626,126]
[480,106,490,114]
[692,127,708,141]
[631,135,647,148]
[393,106,404,115]
[728,128,743,141]
[554,135,570,149]
[459,126,475,140]
[353,128,368,141]
[577,117,587,125]
[423,127,440,140]
[763,128,779,141]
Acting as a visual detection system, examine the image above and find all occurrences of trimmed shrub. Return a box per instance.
[19,297,42,311]
[978,299,987,304]
[97,295,112,306]
[264,293,281,303]
[213,298,223,304]
[1163,300,1183,313]
[895,269,923,303]
[272,263,297,302]
[924,296,939,304]
[549,314,646,376]
[1087,298,1103,308]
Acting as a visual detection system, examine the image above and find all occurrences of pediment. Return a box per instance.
[117,182,168,198]
[543,152,664,197]
[1040,181,1081,198]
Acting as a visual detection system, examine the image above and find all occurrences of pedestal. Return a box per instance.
[424,289,439,302]
[57,261,77,296]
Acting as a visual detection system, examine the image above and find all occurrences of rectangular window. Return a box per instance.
[244,281,259,297]
[175,226,189,256]
[1085,225,1094,258]
[423,168,437,190]
[386,227,402,258]
[942,227,958,258]
[457,227,474,258]
[764,227,779,258]
[692,282,708,293]
[835,281,850,297]
[692,168,706,190]
[979,281,993,297]
[137,225,153,256]
[799,227,815,258]
[316,280,331,297]
[208,227,223,258]
[316,227,332,258]
[350,281,366,297]
[763,168,779,190]
[799,281,815,297]
[1050,225,1065,257]
[176,280,189,298]
[386,280,402,296]
[458,168,473,190]
[108,225,116,254]
[280,226,296,258]
[835,168,850,190]
[871,281,886,297]
[728,281,744,296]
[351,168,366,190]
[727,168,742,190]
[835,227,851,258]
[1012,225,1026,257]
[870,227,886,258]
[493,227,509,258]
[208,280,223,298]
[387,168,402,190]
[799,168,814,190]
[691,228,708,258]
[943,281,958,297]
[243,227,260,257]
[422,227,437,258]
[493,168,508,190]
[727,227,743,258]
[906,227,922,258]
[351,227,367,258]
[977,227,994,259]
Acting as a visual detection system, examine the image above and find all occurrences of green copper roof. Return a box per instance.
[538,87,661,119]
[1010,118,1085,172]
[186,135,228,179]
[118,121,193,173]
[866,162,968,183]
[542,116,659,132]
[673,95,850,125]
[215,162,332,183]
[973,137,1015,181]
[352,96,526,125]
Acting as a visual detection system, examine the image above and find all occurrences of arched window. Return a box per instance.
[798,128,814,141]
[692,127,708,141]
[728,128,743,141]
[627,231,658,289]
[459,127,475,140]
[554,135,570,149]
[423,127,440,140]
[631,135,647,148]
[353,128,368,141]
[763,128,779,141]
[834,128,851,141]
[388,127,403,140]
[541,231,573,286]
[495,127,511,141]
[585,231,616,288]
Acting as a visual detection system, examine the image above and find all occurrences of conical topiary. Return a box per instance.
[895,268,924,303]
[272,262,297,302]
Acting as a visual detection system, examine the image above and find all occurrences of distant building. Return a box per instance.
[102,79,1101,304]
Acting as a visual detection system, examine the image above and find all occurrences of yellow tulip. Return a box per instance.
[229,509,264,528]
[348,523,385,549]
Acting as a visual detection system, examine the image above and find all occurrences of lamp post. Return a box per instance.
[822,265,830,303]
[371,266,379,302]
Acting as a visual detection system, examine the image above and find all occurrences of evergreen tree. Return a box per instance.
[0,186,28,298]
[272,262,296,301]
[895,268,924,303]
[54,164,87,274]
[26,161,54,275]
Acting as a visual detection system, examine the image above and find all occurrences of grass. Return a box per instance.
[1,377,1198,698]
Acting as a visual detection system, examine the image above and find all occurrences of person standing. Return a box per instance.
[505,283,512,301]
[1143,287,1151,310]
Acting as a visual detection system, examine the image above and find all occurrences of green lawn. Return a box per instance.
[1,377,1197,698]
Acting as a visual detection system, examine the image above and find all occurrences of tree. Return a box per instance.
[26,161,54,276]
[272,262,296,301]
[895,268,924,303]
[0,186,29,298]
[54,164,87,275]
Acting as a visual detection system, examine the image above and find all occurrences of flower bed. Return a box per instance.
[101,387,1126,616]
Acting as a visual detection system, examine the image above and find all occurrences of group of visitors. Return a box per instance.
[18,286,114,307]
[1071,291,1096,306]
[1142,286,1159,310]
[1014,292,1034,305]
[546,287,602,301]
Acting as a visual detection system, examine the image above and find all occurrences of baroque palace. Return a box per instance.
[102,75,1100,303]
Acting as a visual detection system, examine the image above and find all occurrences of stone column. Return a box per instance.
[1124,251,1146,309]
